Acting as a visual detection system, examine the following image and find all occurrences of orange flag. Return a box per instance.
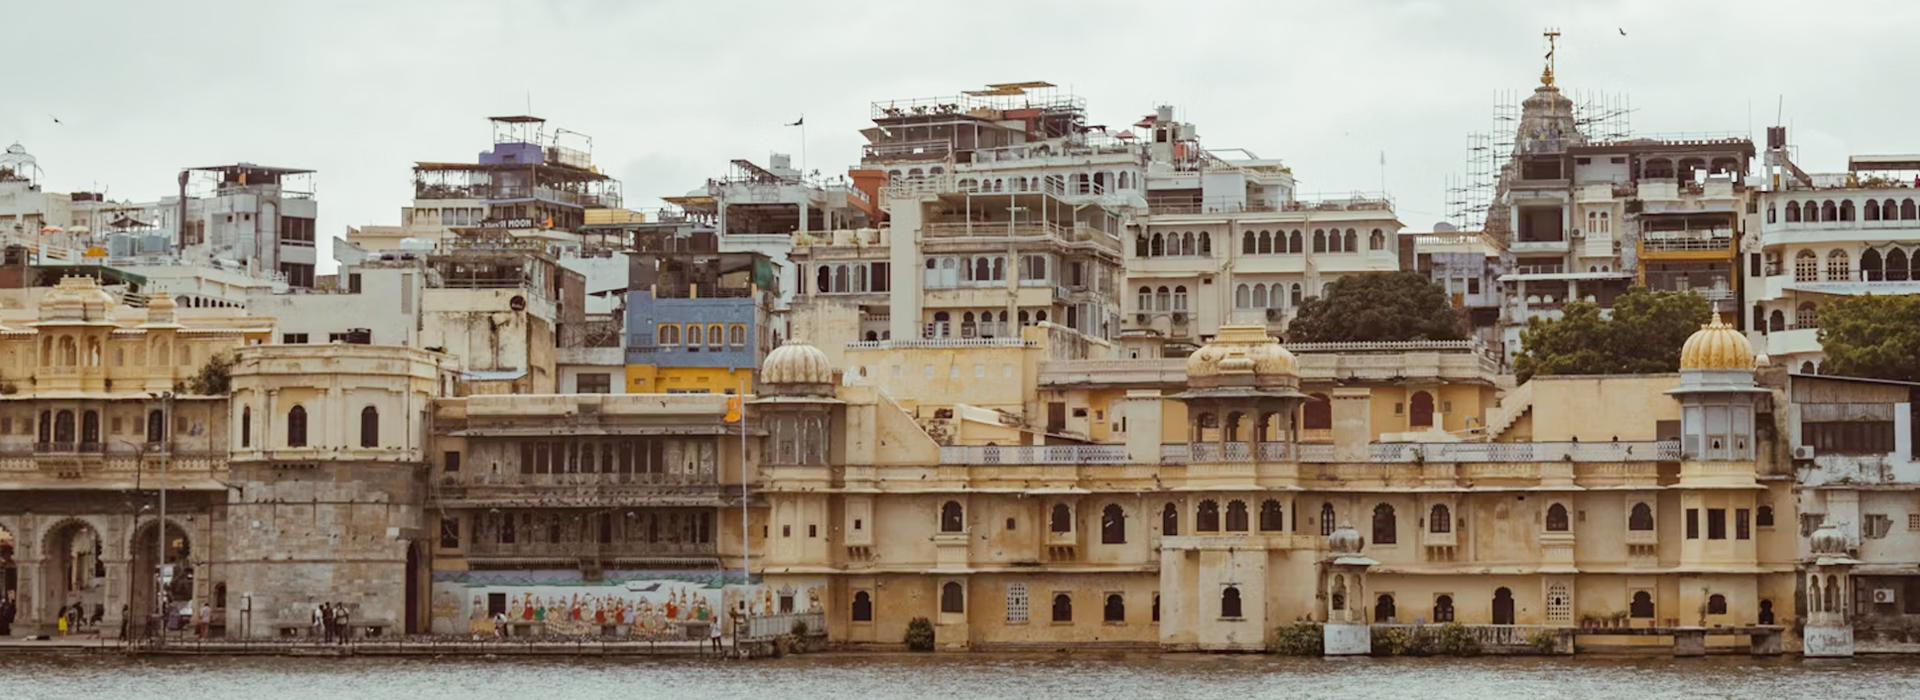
[724,396,742,423]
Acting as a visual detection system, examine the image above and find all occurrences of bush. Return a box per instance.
[1527,630,1560,654]
[1272,621,1323,656]
[1432,622,1482,656]
[792,619,810,637]
[1373,626,1437,656]
[904,617,935,651]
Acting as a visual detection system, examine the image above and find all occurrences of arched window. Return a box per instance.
[1259,500,1285,531]
[1181,232,1196,256]
[1104,593,1125,622]
[1785,202,1801,222]
[686,324,703,347]
[1794,250,1819,282]
[1235,284,1250,309]
[1052,593,1073,622]
[1756,505,1775,527]
[1890,249,1911,282]
[1804,200,1820,222]
[1433,595,1455,622]
[240,405,251,448]
[1759,599,1775,625]
[940,501,963,533]
[146,409,165,443]
[1825,574,1839,614]
[1375,594,1396,623]
[359,406,379,448]
[1313,229,1327,253]
[1290,283,1303,306]
[1801,361,1816,374]
[1138,286,1153,312]
[1841,200,1856,221]
[1137,235,1151,258]
[1546,503,1570,532]
[941,581,964,613]
[1221,586,1243,618]
[1429,504,1451,533]
[1320,502,1335,536]
[1297,393,1330,431]
[1343,229,1358,252]
[1827,249,1851,281]
[1904,199,1918,220]
[1796,302,1818,329]
[1251,284,1268,309]
[1493,587,1515,625]
[1199,232,1211,255]
[1409,391,1435,429]
[1172,286,1188,312]
[1257,230,1273,254]
[1822,200,1838,221]
[1150,233,1165,257]
[1370,229,1386,250]
[1630,590,1654,619]
[1101,504,1126,544]
[1867,200,1883,221]
[1197,500,1220,532]
[1629,502,1654,530]
[1288,231,1303,253]
[852,591,873,621]
[1372,503,1397,545]
[1707,593,1727,615]
[1225,500,1248,532]
[1863,249,1885,281]
[1331,575,1347,611]
[1242,230,1255,254]
[287,405,308,447]
[1162,502,1178,536]
[1769,310,1785,332]
[53,409,74,444]
[1048,503,1072,533]
[1156,286,1170,312]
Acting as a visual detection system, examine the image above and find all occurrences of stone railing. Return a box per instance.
[746,611,826,640]
[938,444,1129,465]
[1367,441,1680,463]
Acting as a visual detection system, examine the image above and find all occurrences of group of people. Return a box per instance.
[55,602,104,635]
[312,602,352,644]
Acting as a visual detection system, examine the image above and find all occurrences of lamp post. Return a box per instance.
[149,390,173,648]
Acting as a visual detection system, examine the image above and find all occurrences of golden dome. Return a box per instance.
[1184,324,1298,382]
[761,341,834,385]
[1679,315,1754,371]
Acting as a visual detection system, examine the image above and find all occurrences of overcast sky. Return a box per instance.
[7,0,1918,271]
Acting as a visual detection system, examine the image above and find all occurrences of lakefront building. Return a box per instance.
[752,314,1796,652]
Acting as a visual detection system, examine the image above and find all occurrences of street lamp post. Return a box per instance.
[150,391,173,648]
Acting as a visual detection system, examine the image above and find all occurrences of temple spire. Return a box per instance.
[1542,28,1561,87]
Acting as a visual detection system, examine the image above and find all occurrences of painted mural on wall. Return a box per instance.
[430,569,821,636]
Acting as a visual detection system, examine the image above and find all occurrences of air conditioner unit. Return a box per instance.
[1172,312,1188,324]
[1135,312,1149,324]
[1792,446,1816,460]
[1265,308,1283,321]
[1874,589,1897,604]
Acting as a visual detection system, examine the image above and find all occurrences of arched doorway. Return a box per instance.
[1492,587,1515,625]
[405,541,425,635]
[129,519,192,638]
[0,522,17,615]
[1409,391,1435,429]
[1375,594,1396,623]
[40,519,107,633]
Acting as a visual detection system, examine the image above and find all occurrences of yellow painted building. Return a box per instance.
[755,319,1796,652]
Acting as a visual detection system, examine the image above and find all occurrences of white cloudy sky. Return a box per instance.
[6,0,1917,270]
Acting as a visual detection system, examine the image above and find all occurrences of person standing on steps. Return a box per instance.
[0,590,15,637]
[710,620,723,653]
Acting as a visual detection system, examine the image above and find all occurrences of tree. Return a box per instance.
[1819,294,1920,381]
[1514,286,1711,383]
[1286,272,1467,343]
[186,352,235,395]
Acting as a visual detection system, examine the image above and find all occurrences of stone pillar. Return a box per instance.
[1331,388,1371,462]
[1672,628,1706,657]
[1323,561,1370,655]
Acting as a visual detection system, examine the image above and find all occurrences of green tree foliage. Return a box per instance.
[1819,295,1920,381]
[1286,272,1467,343]
[904,617,935,651]
[1514,286,1711,382]
[187,352,235,395]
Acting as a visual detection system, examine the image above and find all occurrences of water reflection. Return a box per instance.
[5,653,1920,700]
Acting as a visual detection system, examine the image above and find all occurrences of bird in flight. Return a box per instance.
[1619,28,1627,36]
[49,115,62,124]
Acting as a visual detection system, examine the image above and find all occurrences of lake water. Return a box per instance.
[4,652,1919,699]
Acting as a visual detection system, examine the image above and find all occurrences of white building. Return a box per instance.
[1745,144,1920,374]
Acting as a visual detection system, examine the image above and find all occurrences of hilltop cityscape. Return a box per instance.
[4,37,1920,660]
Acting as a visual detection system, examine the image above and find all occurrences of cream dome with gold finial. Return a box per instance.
[1678,314,1754,371]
